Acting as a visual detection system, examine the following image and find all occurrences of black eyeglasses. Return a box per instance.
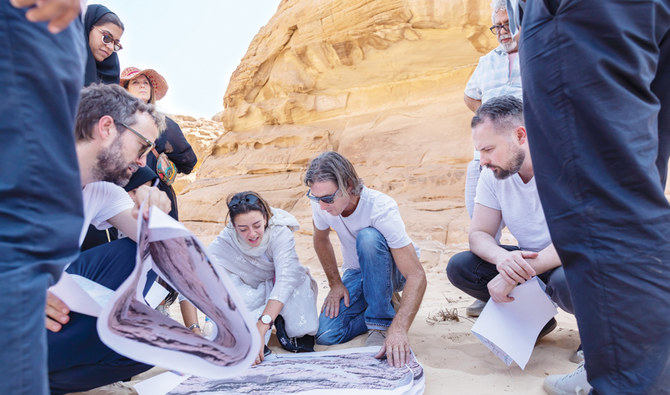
[117,122,154,159]
[228,194,260,208]
[489,22,511,35]
[306,187,340,204]
[96,27,123,52]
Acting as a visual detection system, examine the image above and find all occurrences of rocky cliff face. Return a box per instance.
[220,0,494,132]
[178,0,502,268]
[177,0,670,273]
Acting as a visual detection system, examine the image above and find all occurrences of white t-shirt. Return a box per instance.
[311,186,417,271]
[79,181,134,246]
[475,168,551,252]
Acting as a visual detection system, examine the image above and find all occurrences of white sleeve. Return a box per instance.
[370,196,413,249]
[84,182,134,230]
[267,226,304,304]
[464,58,485,100]
[474,169,501,211]
[310,201,331,231]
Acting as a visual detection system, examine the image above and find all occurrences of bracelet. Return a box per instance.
[188,323,201,330]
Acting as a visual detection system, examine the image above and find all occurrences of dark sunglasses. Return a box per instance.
[306,187,340,204]
[117,122,155,159]
[228,194,260,208]
[96,27,123,52]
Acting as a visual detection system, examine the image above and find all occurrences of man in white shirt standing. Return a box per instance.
[446,96,573,334]
[462,0,522,317]
[304,151,426,368]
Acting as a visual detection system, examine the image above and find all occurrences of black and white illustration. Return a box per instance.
[164,347,425,395]
[97,206,259,378]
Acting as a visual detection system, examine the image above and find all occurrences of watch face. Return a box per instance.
[261,315,272,324]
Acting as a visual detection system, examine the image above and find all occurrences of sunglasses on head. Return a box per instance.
[96,27,123,52]
[306,187,340,204]
[228,194,260,209]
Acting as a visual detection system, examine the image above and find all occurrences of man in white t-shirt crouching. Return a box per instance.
[304,151,426,368]
[446,96,574,335]
[46,83,172,394]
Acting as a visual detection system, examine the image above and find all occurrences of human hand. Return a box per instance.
[254,322,269,365]
[321,282,349,318]
[495,250,537,284]
[10,0,81,34]
[45,291,70,332]
[375,325,411,368]
[132,185,171,220]
[487,274,517,303]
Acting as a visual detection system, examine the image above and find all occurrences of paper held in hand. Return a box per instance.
[471,277,557,370]
[94,205,259,378]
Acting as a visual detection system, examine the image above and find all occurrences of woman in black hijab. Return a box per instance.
[84,4,124,86]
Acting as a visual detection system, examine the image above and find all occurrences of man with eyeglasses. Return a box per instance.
[44,83,171,394]
[461,0,522,318]
[304,151,426,368]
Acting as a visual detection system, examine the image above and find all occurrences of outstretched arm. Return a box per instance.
[375,244,426,368]
[313,224,349,318]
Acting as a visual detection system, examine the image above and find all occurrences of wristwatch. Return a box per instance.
[259,314,274,327]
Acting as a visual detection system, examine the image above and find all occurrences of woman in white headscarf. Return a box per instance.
[208,191,318,364]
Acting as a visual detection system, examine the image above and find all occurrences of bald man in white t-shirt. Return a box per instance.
[446,96,574,327]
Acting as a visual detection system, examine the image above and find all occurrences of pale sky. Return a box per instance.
[97,1,280,119]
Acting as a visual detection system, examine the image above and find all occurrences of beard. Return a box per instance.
[500,34,518,53]
[92,136,138,187]
[489,147,525,180]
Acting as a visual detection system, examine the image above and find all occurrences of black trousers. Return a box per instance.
[520,0,670,393]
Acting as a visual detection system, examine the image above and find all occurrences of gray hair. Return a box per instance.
[75,83,165,142]
[471,95,524,133]
[491,0,507,23]
[304,151,363,197]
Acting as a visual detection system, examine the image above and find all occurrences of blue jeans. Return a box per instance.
[446,246,574,314]
[0,4,85,394]
[316,228,406,345]
[48,239,154,394]
[521,0,670,392]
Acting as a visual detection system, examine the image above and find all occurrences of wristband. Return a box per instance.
[189,323,201,330]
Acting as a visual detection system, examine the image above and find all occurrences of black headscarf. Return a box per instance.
[84,4,122,86]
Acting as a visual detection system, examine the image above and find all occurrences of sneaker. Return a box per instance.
[365,329,387,347]
[466,299,486,317]
[536,317,558,343]
[543,362,592,395]
[569,344,584,364]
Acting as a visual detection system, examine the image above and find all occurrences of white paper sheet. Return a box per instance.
[144,281,169,309]
[135,347,424,395]
[135,371,190,395]
[471,277,557,369]
[97,206,258,378]
[48,273,114,317]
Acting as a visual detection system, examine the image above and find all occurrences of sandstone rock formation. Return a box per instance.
[178,0,670,264]
[179,0,498,266]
